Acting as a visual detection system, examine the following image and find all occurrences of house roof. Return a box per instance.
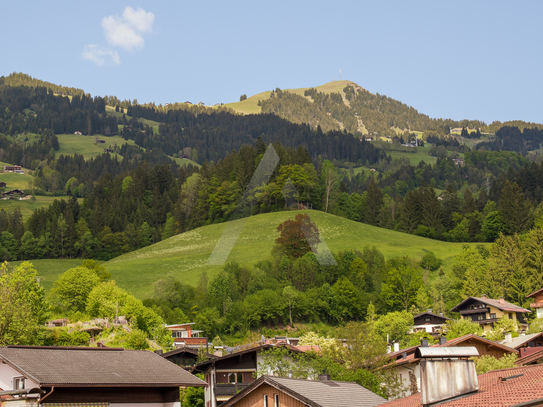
[191,344,302,373]
[501,333,543,350]
[412,311,450,322]
[0,346,206,387]
[516,348,543,366]
[220,375,387,407]
[378,364,543,407]
[450,297,530,313]
[385,335,517,368]
[162,346,217,359]
[527,288,543,299]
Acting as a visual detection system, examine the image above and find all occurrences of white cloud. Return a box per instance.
[82,44,121,66]
[101,6,155,51]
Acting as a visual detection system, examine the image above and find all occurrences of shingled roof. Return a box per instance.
[379,365,543,407]
[220,375,387,407]
[450,296,530,313]
[0,346,206,387]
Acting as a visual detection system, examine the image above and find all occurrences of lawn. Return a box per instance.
[170,156,201,168]
[94,210,482,298]
[11,258,85,292]
[0,196,81,219]
[0,170,34,190]
[388,146,437,166]
[56,134,135,160]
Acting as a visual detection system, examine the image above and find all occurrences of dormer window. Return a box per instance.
[14,377,25,390]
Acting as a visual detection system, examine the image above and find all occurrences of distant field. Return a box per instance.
[170,156,201,168]
[388,146,437,165]
[56,134,135,160]
[0,171,34,190]
[0,196,82,219]
[11,259,85,292]
[94,210,483,298]
[105,106,161,134]
[224,80,355,115]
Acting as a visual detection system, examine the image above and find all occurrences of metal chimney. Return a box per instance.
[394,342,400,352]
[439,336,447,345]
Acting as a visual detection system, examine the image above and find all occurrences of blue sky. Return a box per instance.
[2,1,542,124]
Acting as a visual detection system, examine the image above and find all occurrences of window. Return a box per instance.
[228,372,244,383]
[477,314,484,321]
[425,317,431,322]
[509,313,513,320]
[264,394,268,407]
[14,377,25,390]
[490,313,496,319]
[274,394,279,406]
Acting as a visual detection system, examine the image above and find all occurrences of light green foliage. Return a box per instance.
[473,354,518,375]
[282,286,299,327]
[121,176,133,194]
[43,328,90,346]
[420,251,442,271]
[81,259,111,282]
[51,266,101,312]
[381,264,424,311]
[528,318,543,334]
[124,328,150,350]
[331,277,359,322]
[443,319,482,340]
[0,261,49,345]
[297,332,334,352]
[179,373,205,407]
[485,316,520,341]
[374,311,414,345]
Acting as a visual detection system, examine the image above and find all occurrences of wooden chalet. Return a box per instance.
[1,190,26,200]
[166,322,208,348]
[0,345,205,407]
[0,182,6,188]
[527,287,543,319]
[412,310,450,334]
[219,374,387,407]
[191,344,304,407]
[501,332,543,359]
[385,335,517,395]
[3,166,21,172]
[450,295,530,331]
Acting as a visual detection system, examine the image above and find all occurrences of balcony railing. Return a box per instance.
[530,302,543,308]
[460,308,487,315]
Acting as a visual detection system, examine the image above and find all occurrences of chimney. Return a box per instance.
[427,308,433,313]
[421,339,429,347]
[520,331,526,337]
[288,370,292,379]
[402,352,407,360]
[387,345,391,353]
[439,313,444,317]
[504,333,512,344]
[439,336,447,345]
[154,349,163,355]
[499,296,505,305]
[394,342,400,353]
[481,294,487,299]
[318,369,331,381]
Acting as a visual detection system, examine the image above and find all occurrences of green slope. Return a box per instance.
[97,210,481,298]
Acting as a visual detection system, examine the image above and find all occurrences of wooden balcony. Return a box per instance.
[530,302,543,308]
[460,308,487,315]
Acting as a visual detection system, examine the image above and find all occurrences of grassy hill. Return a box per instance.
[56,134,134,160]
[92,210,480,298]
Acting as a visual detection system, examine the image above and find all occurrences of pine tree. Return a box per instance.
[499,180,532,234]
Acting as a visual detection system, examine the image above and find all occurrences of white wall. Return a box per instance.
[394,364,420,398]
[0,364,38,391]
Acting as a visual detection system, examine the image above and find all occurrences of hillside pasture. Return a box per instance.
[0,196,82,219]
[56,134,135,160]
[97,210,483,298]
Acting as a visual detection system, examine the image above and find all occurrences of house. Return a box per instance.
[167,322,208,348]
[0,345,205,407]
[449,295,530,331]
[96,139,106,144]
[0,182,6,188]
[412,310,450,334]
[3,166,21,172]
[452,158,464,166]
[527,287,543,318]
[516,347,543,366]
[161,346,219,369]
[219,374,387,407]
[379,364,543,407]
[501,332,543,358]
[104,148,113,153]
[191,343,304,407]
[386,335,517,394]
[2,190,25,200]
[73,131,82,135]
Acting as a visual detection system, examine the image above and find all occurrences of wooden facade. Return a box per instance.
[226,383,305,407]
[40,387,179,403]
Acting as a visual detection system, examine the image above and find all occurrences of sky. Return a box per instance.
[2,1,542,124]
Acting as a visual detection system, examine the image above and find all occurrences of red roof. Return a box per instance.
[527,287,543,299]
[380,365,543,407]
[516,348,543,366]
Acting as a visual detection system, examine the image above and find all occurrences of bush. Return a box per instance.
[474,354,517,375]
[124,329,149,350]
[420,251,443,271]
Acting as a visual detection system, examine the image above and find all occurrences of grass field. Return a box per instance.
[388,146,437,165]
[96,210,482,298]
[11,259,84,292]
[224,80,356,115]
[105,106,161,134]
[0,170,34,190]
[0,196,82,219]
[56,134,135,160]
[170,156,201,168]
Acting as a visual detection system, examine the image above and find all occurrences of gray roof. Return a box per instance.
[450,296,530,313]
[222,375,387,407]
[0,346,206,387]
[500,333,543,349]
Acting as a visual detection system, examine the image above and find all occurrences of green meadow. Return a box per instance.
[92,210,480,298]
[55,134,134,160]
